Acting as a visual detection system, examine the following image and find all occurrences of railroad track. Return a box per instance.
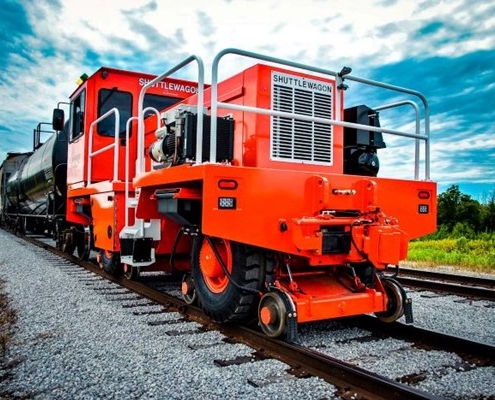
[12,231,495,400]
[388,266,495,301]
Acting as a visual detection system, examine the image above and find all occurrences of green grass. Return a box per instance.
[406,237,495,274]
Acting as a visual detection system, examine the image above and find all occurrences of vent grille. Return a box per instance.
[271,72,333,165]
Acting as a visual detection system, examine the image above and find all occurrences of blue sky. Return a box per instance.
[1,0,494,201]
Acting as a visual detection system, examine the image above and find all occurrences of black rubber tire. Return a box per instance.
[191,234,265,323]
[99,251,123,276]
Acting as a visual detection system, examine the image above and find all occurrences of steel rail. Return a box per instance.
[13,233,441,400]
[221,325,440,400]
[346,315,495,360]
[398,277,495,301]
[80,272,441,399]
[387,267,495,301]
[391,266,495,287]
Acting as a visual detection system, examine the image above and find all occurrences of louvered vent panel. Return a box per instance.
[271,72,333,165]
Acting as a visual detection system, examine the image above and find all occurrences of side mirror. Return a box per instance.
[52,108,65,131]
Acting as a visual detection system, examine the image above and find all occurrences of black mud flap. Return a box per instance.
[404,297,413,324]
[282,296,299,344]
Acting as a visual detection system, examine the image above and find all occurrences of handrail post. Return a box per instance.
[136,56,204,175]
[122,55,204,242]
[346,74,431,181]
[125,116,138,228]
[373,101,422,180]
[86,108,120,186]
[123,108,160,228]
[112,110,119,182]
[87,125,94,186]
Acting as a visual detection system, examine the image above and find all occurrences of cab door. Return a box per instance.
[66,89,86,189]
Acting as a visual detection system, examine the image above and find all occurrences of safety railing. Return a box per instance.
[123,107,160,228]
[372,100,421,180]
[33,122,53,150]
[87,108,120,186]
[210,48,431,180]
[135,55,205,175]
[121,54,205,243]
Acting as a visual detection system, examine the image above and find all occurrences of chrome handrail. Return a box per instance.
[87,107,120,185]
[210,48,431,180]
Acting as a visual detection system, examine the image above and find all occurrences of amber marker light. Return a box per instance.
[76,73,89,85]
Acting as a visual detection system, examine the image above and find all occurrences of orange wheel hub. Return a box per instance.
[199,238,232,293]
[260,306,274,325]
[181,280,190,296]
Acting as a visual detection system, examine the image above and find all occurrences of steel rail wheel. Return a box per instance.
[375,277,405,323]
[258,291,288,337]
[61,226,90,260]
[181,273,197,305]
[99,250,123,276]
[61,229,76,256]
[123,264,140,280]
[76,226,91,261]
[191,234,265,323]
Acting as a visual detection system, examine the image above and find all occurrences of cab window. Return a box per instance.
[143,94,182,117]
[70,89,86,141]
[97,88,132,137]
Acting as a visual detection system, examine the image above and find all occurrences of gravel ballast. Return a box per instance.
[1,229,495,399]
[0,231,337,399]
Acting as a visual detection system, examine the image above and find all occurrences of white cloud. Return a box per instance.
[1,0,494,196]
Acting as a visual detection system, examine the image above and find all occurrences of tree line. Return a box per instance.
[434,185,495,238]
